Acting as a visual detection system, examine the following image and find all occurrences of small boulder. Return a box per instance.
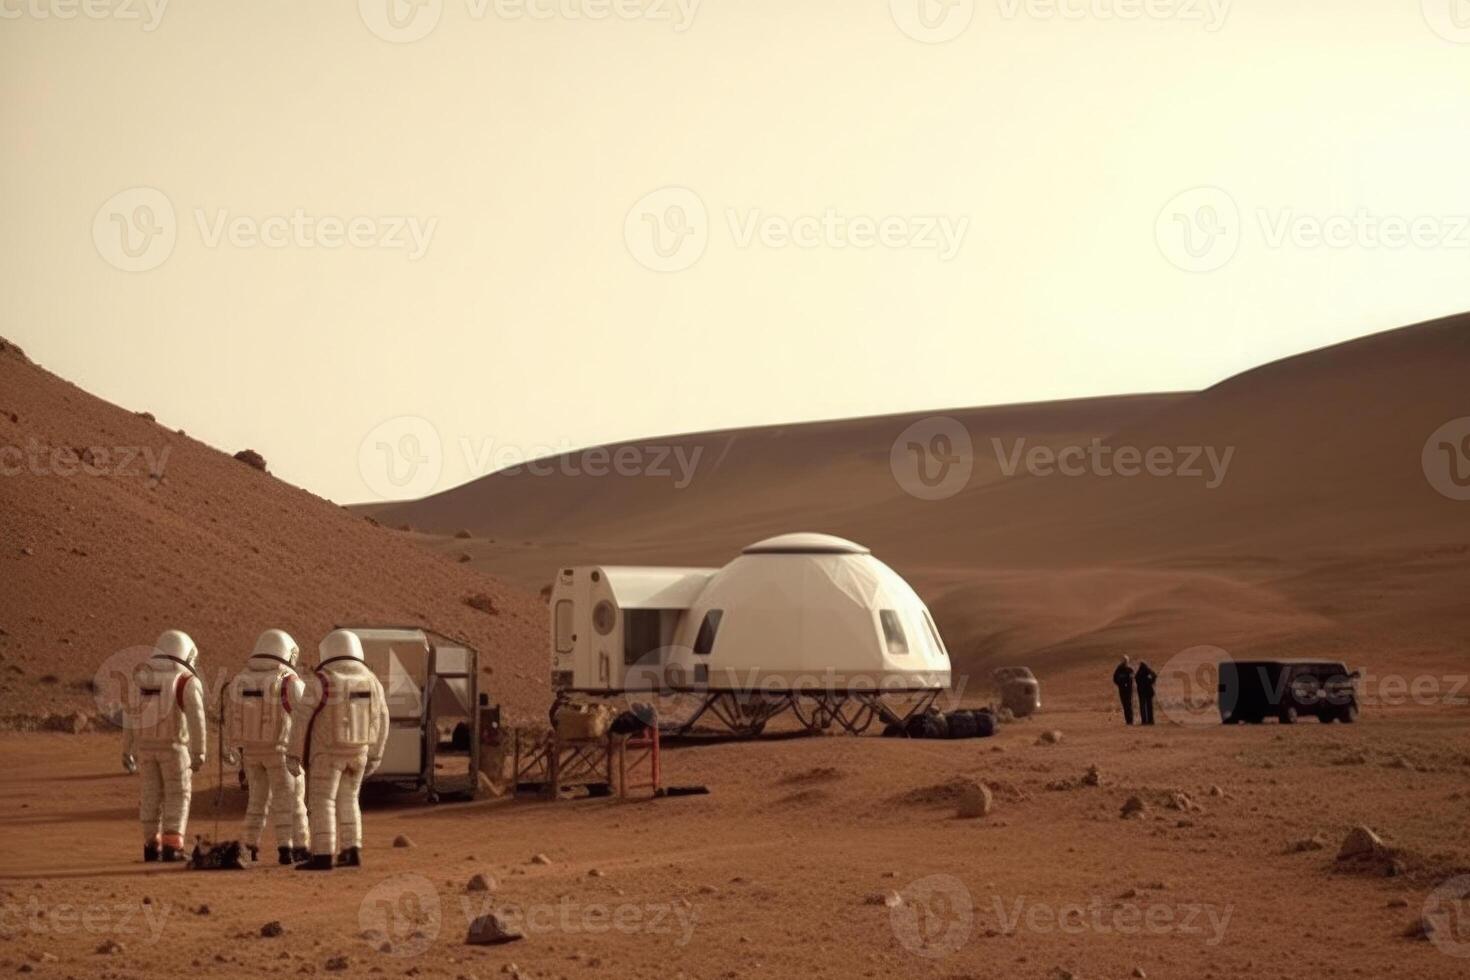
[956,781,994,819]
[1336,825,1387,861]
[325,955,350,971]
[465,913,524,946]
[232,449,268,472]
[529,853,552,865]
[1082,765,1102,787]
[392,834,415,848]
[261,920,285,938]
[465,593,498,615]
[96,939,124,955]
[1037,730,1062,745]
[455,529,474,539]
[466,873,494,892]
[1121,796,1147,820]
[863,891,903,908]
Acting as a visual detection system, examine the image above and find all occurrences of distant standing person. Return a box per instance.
[1113,655,1136,726]
[1135,660,1158,726]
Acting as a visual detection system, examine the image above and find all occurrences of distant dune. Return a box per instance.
[0,339,549,721]
[362,313,1470,696]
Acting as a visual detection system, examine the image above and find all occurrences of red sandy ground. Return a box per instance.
[2,697,1469,979]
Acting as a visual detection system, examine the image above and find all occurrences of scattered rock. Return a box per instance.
[232,449,268,472]
[530,853,551,865]
[457,553,473,563]
[466,873,494,892]
[96,939,124,954]
[1166,791,1202,813]
[1121,796,1147,820]
[586,868,604,878]
[465,913,524,946]
[956,780,995,819]
[195,903,211,915]
[1037,730,1062,745]
[465,593,498,615]
[1404,917,1435,941]
[1387,898,1409,909]
[455,529,473,539]
[1208,785,1225,798]
[1288,835,1327,853]
[1082,765,1102,787]
[863,890,904,908]
[392,835,415,848]
[1337,825,1388,861]
[261,920,285,938]
[325,955,350,971]
[136,411,156,422]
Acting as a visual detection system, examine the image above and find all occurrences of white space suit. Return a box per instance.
[287,630,388,870]
[223,629,310,864]
[122,630,207,862]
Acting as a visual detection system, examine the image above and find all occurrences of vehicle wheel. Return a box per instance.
[1279,707,1298,725]
[426,791,441,805]
[1318,712,1335,723]
[1247,716,1264,725]
[1339,704,1359,724]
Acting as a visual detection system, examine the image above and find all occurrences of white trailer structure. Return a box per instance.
[550,533,951,735]
[340,626,481,802]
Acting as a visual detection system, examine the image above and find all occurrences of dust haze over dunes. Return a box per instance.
[363,313,1470,698]
[0,339,549,722]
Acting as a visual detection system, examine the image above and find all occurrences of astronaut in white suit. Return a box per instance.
[122,630,207,862]
[287,629,389,870]
[223,629,311,864]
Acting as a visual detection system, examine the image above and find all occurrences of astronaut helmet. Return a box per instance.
[154,629,199,671]
[317,629,365,667]
[251,628,301,669]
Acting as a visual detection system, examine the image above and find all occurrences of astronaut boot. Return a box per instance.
[277,846,294,866]
[336,847,362,868]
[160,846,183,863]
[143,843,160,863]
[295,854,334,871]
[291,846,312,864]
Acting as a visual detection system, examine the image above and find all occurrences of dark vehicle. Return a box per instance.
[1219,660,1360,725]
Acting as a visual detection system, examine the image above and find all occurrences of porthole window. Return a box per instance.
[592,600,617,636]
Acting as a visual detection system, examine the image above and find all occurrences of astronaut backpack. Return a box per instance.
[133,662,194,743]
[226,666,296,751]
[317,671,377,749]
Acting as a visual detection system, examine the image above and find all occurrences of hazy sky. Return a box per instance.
[5,1,1470,503]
